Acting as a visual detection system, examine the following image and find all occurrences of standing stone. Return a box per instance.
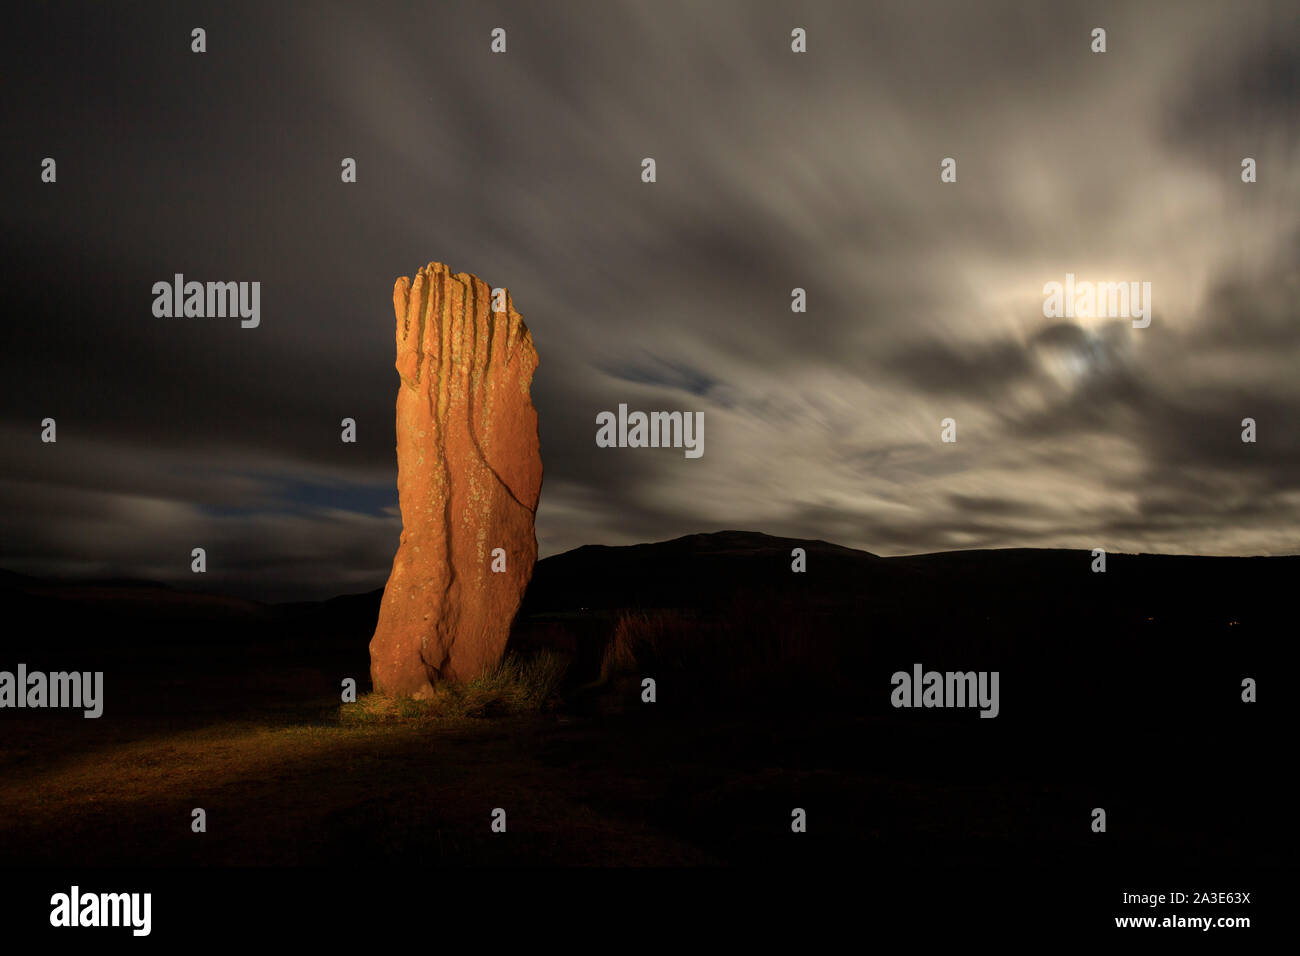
[370,262,543,696]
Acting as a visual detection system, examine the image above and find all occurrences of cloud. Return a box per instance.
[1,0,1296,597]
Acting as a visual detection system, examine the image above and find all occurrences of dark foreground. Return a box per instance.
[0,533,1289,880]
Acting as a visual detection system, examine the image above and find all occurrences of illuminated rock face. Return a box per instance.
[369,262,542,696]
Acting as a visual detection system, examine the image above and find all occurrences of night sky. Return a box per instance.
[2,1,1296,600]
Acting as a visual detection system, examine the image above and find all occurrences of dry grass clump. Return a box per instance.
[341,651,568,723]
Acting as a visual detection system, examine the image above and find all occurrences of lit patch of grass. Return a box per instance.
[341,651,569,724]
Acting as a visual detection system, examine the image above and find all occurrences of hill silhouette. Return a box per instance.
[2,530,1289,721]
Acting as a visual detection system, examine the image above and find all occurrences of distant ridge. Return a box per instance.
[558,529,879,559]
[2,529,1297,617]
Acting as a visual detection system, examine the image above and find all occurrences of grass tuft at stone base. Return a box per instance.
[342,651,569,724]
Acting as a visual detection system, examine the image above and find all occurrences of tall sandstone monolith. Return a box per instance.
[369,262,542,697]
